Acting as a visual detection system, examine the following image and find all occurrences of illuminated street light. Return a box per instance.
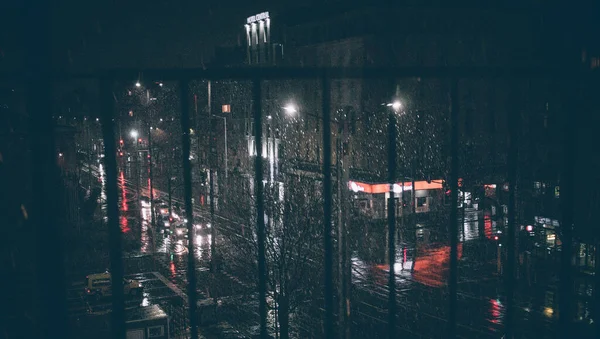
[130,130,139,139]
[283,104,298,115]
[135,81,141,87]
[387,100,402,111]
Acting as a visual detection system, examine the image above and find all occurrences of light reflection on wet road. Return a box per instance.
[82,162,584,338]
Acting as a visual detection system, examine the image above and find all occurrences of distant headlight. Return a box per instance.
[164,221,170,227]
[206,223,211,228]
[176,229,183,235]
[195,224,202,229]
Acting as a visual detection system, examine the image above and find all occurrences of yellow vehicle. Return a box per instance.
[84,272,142,299]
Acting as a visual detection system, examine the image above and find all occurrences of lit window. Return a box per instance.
[129,110,134,117]
[222,104,231,113]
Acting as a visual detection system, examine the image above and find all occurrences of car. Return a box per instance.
[140,196,151,207]
[193,216,211,231]
[84,272,142,299]
[157,215,171,229]
[174,221,188,238]
[155,204,169,217]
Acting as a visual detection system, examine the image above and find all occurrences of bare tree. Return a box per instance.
[219,173,324,339]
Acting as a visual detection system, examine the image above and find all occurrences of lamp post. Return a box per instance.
[284,102,354,338]
[130,129,139,140]
[386,99,401,339]
[210,114,228,184]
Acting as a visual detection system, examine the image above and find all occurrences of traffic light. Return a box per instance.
[119,151,124,157]
[138,138,142,143]
[119,139,124,146]
[493,231,503,246]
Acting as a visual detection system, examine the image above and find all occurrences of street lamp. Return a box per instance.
[283,104,298,116]
[135,81,141,88]
[130,130,139,139]
[387,100,402,112]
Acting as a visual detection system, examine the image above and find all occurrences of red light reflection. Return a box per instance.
[489,299,502,325]
[412,243,463,287]
[120,215,130,233]
[120,172,128,212]
[119,171,130,233]
[169,261,176,277]
[147,178,155,197]
[484,213,493,239]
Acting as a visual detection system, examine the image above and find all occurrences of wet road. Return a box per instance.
[76,161,590,338]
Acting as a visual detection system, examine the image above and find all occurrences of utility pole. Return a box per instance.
[337,115,350,339]
[558,76,576,339]
[167,171,173,216]
[401,169,405,231]
[322,76,335,339]
[208,81,217,271]
[411,164,416,228]
[253,79,268,339]
[148,123,157,271]
[180,79,199,339]
[387,105,397,339]
[448,80,459,338]
[100,78,126,339]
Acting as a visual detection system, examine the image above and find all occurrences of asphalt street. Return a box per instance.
[73,160,589,338]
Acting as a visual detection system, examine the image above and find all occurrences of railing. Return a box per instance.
[20,64,597,339]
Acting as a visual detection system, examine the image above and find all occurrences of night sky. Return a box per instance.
[0,0,325,72]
